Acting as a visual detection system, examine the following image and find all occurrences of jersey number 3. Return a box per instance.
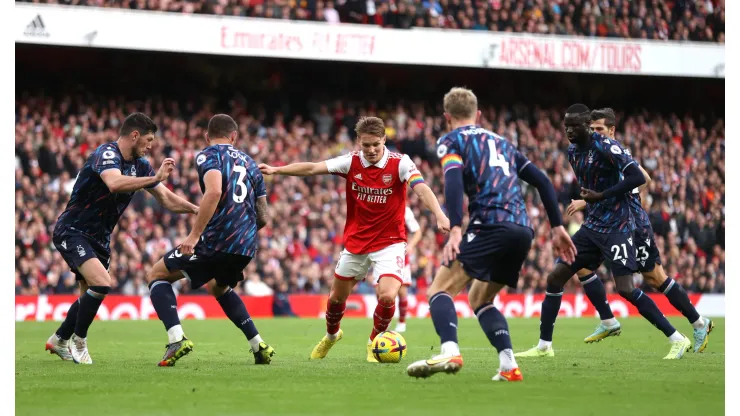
[487,140,510,176]
[233,166,248,203]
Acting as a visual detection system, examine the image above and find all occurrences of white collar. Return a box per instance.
[360,146,390,169]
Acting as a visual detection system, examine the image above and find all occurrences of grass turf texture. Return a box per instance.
[17,317,724,416]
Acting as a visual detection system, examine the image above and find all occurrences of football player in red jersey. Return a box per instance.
[260,116,450,361]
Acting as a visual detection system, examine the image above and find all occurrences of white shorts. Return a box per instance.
[334,243,406,285]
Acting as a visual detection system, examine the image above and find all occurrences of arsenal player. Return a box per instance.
[259,116,450,362]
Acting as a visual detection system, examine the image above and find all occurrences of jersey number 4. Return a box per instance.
[233,166,248,203]
[487,140,510,176]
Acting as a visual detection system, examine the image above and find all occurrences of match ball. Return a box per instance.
[371,330,407,363]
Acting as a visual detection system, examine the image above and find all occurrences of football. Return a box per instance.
[371,330,407,363]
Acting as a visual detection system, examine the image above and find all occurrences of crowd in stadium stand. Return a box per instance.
[15,93,725,297]
[19,0,725,43]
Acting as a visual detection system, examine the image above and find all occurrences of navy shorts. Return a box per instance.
[456,222,534,288]
[557,227,637,277]
[52,228,111,282]
[163,245,251,290]
[634,225,661,272]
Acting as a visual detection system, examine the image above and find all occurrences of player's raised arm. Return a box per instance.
[181,169,222,255]
[146,184,198,214]
[99,155,174,193]
[258,161,330,177]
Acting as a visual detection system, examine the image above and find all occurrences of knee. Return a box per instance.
[146,268,167,283]
[328,291,347,304]
[210,284,230,298]
[616,279,636,301]
[547,265,571,287]
[377,290,395,305]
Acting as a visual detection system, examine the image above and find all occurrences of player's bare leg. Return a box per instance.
[394,285,409,333]
[642,265,714,352]
[310,277,357,359]
[613,274,691,359]
[209,280,275,364]
[407,262,468,378]
[46,280,89,361]
[468,280,522,382]
[62,259,112,365]
[147,259,194,367]
[576,268,622,343]
[367,275,402,362]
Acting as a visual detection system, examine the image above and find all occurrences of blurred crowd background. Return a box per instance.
[18,0,725,42]
[15,53,725,297]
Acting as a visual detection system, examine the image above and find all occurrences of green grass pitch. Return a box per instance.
[16,317,724,416]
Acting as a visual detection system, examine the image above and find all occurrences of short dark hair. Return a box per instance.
[207,114,238,139]
[591,108,617,127]
[354,116,385,138]
[120,112,157,137]
[566,103,590,114]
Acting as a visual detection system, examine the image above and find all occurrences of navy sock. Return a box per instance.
[539,284,563,342]
[149,280,181,330]
[659,278,701,324]
[429,292,458,344]
[579,273,615,320]
[217,289,259,340]
[56,299,80,340]
[475,304,512,353]
[74,286,109,338]
[628,288,676,337]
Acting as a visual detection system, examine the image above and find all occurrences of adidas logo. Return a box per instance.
[354,173,362,180]
[24,15,49,37]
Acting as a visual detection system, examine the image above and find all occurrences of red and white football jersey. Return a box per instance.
[326,147,425,254]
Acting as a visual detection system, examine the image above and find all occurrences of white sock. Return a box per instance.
[326,331,339,341]
[167,325,184,344]
[602,318,618,327]
[691,317,706,329]
[248,334,264,351]
[668,331,684,343]
[441,341,460,356]
[537,339,552,350]
[499,349,517,372]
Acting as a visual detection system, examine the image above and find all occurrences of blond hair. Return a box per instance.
[443,87,478,120]
[354,116,386,138]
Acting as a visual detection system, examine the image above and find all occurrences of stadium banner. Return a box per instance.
[15,3,724,78]
[15,293,724,321]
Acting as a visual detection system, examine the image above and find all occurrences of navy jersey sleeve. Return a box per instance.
[592,135,635,172]
[91,146,122,175]
[196,149,221,180]
[249,160,267,198]
[512,148,532,174]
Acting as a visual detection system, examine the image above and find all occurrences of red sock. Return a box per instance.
[398,296,408,323]
[326,300,346,335]
[370,299,396,341]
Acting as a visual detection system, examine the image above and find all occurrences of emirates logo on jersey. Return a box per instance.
[382,174,393,185]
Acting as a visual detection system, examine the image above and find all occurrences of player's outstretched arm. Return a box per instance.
[146,183,198,214]
[100,158,175,193]
[638,165,651,191]
[412,183,450,233]
[180,170,222,255]
[258,162,329,177]
[255,196,268,230]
